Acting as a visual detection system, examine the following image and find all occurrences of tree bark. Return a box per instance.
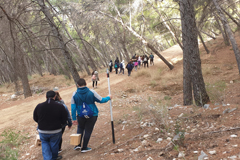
[180,0,210,106]
[213,0,240,74]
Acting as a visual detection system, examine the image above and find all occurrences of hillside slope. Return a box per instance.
[1,33,240,159]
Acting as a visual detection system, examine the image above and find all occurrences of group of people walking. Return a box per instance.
[33,78,112,160]
[108,53,154,76]
[33,54,154,160]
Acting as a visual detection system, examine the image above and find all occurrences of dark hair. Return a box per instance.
[55,92,61,101]
[77,78,86,87]
[46,90,56,98]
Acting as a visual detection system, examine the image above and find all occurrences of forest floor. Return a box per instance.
[1,32,240,160]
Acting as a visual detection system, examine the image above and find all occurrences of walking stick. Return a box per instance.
[107,68,115,144]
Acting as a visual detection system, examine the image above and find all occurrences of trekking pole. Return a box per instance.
[107,68,115,144]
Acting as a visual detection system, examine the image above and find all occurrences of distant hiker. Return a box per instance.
[33,91,68,160]
[141,55,144,67]
[91,70,99,89]
[119,60,125,74]
[109,60,113,72]
[126,61,134,76]
[114,62,119,74]
[115,57,120,64]
[53,87,64,103]
[143,55,149,68]
[149,53,154,66]
[134,61,138,71]
[114,57,120,74]
[137,56,141,68]
[71,78,112,153]
[54,91,72,154]
[132,54,136,60]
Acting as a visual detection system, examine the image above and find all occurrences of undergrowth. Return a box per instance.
[134,70,151,78]
[206,80,226,103]
[0,129,28,160]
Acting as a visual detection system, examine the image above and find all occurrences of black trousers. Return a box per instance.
[59,126,66,150]
[115,68,118,74]
[92,81,97,87]
[144,61,148,68]
[127,70,132,76]
[77,116,98,149]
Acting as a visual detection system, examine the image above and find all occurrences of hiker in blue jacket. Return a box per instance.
[119,60,125,75]
[149,53,154,66]
[71,78,112,153]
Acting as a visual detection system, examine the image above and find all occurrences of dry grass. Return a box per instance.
[202,65,212,76]
[0,83,15,94]
[134,70,151,78]
[30,74,74,89]
[159,67,183,86]
[0,71,90,94]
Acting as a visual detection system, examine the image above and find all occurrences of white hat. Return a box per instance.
[53,87,59,91]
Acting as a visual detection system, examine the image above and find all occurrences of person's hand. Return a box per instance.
[108,95,112,100]
[72,120,78,125]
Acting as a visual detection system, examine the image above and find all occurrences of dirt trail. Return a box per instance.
[0,45,182,132]
[0,45,183,159]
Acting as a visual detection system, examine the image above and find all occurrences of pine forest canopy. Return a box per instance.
[0,0,239,106]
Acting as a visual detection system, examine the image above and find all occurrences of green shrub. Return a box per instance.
[0,129,28,160]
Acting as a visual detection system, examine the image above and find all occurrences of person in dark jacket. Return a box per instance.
[149,53,154,66]
[33,91,68,160]
[54,91,72,154]
[71,78,112,153]
[143,55,149,68]
[109,60,113,72]
[114,57,120,74]
[114,57,119,64]
[126,61,134,76]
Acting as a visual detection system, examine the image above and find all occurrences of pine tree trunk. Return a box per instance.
[180,0,209,106]
[151,4,183,49]
[36,0,80,84]
[198,31,210,54]
[27,28,71,78]
[213,13,230,46]
[213,0,240,74]
[58,15,91,75]
[0,44,20,92]
[17,49,32,98]
[200,30,216,39]
[220,6,240,27]
[100,10,174,70]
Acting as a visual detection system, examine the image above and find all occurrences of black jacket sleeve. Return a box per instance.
[33,106,38,123]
